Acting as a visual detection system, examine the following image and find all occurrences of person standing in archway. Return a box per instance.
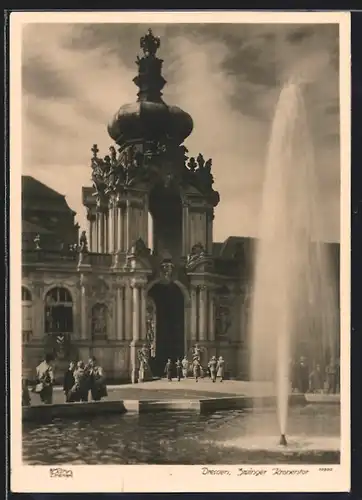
[216,356,225,382]
[175,358,182,382]
[192,357,201,382]
[164,358,173,382]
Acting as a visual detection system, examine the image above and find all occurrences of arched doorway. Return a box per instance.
[148,282,185,376]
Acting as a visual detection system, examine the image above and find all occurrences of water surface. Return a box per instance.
[23,404,340,465]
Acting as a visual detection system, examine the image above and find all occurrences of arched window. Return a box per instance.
[22,286,32,343]
[45,287,73,334]
[91,303,108,340]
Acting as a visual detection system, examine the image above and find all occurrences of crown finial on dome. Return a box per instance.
[140,28,161,58]
[133,29,166,102]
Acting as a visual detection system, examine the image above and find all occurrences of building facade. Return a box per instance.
[22,29,340,383]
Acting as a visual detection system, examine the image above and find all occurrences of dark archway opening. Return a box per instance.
[149,183,182,262]
[148,282,185,377]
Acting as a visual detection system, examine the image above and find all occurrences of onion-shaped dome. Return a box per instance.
[107,29,193,147]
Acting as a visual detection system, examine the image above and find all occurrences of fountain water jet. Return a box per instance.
[248,78,339,444]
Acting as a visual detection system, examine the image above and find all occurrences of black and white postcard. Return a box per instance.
[10,10,350,493]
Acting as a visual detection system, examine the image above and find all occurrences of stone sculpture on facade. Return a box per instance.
[160,260,174,282]
[186,242,206,267]
[215,288,234,338]
[79,231,88,253]
[34,234,41,250]
[184,152,216,198]
[138,343,152,382]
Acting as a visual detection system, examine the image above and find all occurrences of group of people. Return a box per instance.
[62,358,107,403]
[164,352,225,383]
[290,356,340,394]
[22,354,107,406]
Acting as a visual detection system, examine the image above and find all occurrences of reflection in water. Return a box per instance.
[22,405,340,465]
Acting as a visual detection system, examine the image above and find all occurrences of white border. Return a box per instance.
[10,10,351,493]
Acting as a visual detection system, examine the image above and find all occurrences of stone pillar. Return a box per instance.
[190,286,198,343]
[108,206,114,253]
[80,278,88,340]
[207,210,213,254]
[115,206,121,252]
[199,285,207,341]
[140,285,147,341]
[96,212,101,252]
[97,211,106,254]
[126,200,131,251]
[130,281,141,383]
[124,284,132,340]
[132,283,140,342]
[87,212,95,252]
[208,289,215,341]
[115,285,124,340]
[143,196,149,246]
[105,212,109,253]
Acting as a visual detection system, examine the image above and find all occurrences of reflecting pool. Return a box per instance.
[22,404,340,465]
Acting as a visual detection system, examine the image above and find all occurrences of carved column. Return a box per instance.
[124,284,133,340]
[115,285,124,340]
[108,205,114,253]
[80,277,88,340]
[143,196,149,247]
[96,212,101,252]
[132,283,140,342]
[125,200,131,251]
[140,285,147,341]
[104,212,109,253]
[116,206,121,252]
[207,210,213,254]
[97,210,107,254]
[190,286,198,343]
[208,289,215,341]
[130,281,141,383]
[87,210,96,253]
[199,285,208,341]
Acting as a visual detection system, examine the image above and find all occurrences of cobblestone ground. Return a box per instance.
[36,379,275,405]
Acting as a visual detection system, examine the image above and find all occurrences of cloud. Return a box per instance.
[21,22,341,243]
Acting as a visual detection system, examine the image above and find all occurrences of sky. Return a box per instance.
[21,22,340,243]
